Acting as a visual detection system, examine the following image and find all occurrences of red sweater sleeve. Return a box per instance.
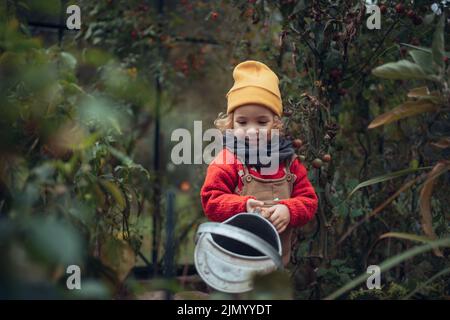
[278,159,318,227]
[200,160,255,222]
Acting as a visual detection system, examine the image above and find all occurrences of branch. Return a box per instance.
[342,19,400,81]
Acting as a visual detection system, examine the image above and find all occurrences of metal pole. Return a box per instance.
[58,0,66,46]
[163,190,176,278]
[151,0,164,277]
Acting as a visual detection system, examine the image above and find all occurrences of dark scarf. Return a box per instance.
[222,131,295,171]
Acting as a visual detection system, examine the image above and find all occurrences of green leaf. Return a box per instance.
[78,95,129,135]
[292,0,306,14]
[84,25,93,41]
[347,166,432,198]
[401,45,449,59]
[60,80,84,95]
[339,274,352,283]
[336,203,347,216]
[432,14,445,69]
[25,217,83,265]
[403,267,450,300]
[372,60,430,80]
[107,146,150,180]
[408,50,435,74]
[70,280,111,299]
[350,209,364,218]
[98,179,126,210]
[399,43,431,53]
[82,48,113,67]
[340,267,355,274]
[331,259,346,267]
[424,13,436,25]
[325,237,450,300]
[60,52,77,71]
[311,22,324,53]
[316,268,328,277]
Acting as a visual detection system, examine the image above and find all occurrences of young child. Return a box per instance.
[200,60,318,266]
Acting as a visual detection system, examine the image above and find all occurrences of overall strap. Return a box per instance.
[285,154,298,183]
[237,154,298,184]
[285,154,298,174]
[236,155,251,183]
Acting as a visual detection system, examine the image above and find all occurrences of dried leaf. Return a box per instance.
[378,232,434,243]
[368,100,439,129]
[407,87,430,98]
[407,87,443,104]
[419,161,450,257]
[430,137,450,149]
[100,237,136,283]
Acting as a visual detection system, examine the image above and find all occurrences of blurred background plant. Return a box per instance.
[1,0,153,298]
[0,0,449,299]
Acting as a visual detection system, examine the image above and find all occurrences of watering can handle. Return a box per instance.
[197,222,283,269]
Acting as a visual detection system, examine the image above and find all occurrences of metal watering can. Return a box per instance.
[194,212,282,293]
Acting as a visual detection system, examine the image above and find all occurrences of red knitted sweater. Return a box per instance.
[200,148,318,227]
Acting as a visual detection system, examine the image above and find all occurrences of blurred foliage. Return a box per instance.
[1,0,450,300]
[0,1,153,298]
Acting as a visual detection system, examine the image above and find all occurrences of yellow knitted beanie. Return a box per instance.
[226,60,282,117]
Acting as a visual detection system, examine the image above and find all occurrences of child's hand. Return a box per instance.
[266,204,290,233]
[246,199,264,213]
[260,207,272,219]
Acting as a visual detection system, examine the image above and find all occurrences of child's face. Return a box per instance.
[232,104,275,138]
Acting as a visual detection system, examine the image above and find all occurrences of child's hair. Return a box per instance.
[214,111,284,134]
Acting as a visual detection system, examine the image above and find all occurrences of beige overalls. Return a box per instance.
[235,154,298,266]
